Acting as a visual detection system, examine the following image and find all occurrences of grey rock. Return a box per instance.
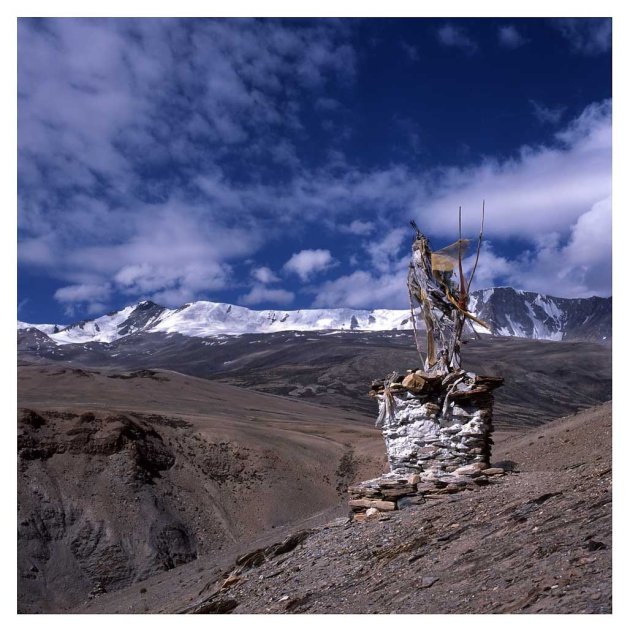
[482,467,505,476]
[419,577,439,588]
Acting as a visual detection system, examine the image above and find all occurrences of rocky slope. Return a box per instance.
[206,333,612,428]
[16,335,612,613]
[17,366,386,613]
[469,288,612,342]
[209,404,612,614]
[73,402,612,615]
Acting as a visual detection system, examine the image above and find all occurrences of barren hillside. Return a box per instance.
[17,365,385,613]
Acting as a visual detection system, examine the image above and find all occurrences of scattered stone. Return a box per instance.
[472,476,489,486]
[419,577,439,589]
[453,462,487,477]
[220,575,241,590]
[402,373,426,391]
[584,540,607,552]
[20,409,46,429]
[87,582,107,599]
[396,496,425,509]
[190,598,238,614]
[348,499,396,511]
[482,468,505,476]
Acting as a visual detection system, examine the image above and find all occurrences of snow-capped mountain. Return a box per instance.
[468,288,611,343]
[17,287,611,345]
[17,321,62,336]
[18,301,415,344]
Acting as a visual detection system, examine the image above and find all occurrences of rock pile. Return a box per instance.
[348,465,506,521]
[349,368,504,520]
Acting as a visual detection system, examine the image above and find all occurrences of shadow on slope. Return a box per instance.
[17,366,386,613]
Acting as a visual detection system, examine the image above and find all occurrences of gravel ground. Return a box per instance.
[181,402,612,615]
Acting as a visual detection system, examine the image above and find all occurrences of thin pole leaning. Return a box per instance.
[458,206,467,300]
[467,199,485,290]
[408,284,425,368]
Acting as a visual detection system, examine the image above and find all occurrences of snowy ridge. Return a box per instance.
[148,302,412,337]
[17,287,611,345]
[18,321,62,336]
[48,306,138,344]
[468,287,610,342]
[19,301,415,345]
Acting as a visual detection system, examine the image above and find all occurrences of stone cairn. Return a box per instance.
[349,211,505,521]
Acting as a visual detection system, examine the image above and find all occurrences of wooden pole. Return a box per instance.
[467,200,485,290]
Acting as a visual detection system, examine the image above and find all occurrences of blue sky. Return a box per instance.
[17,17,612,324]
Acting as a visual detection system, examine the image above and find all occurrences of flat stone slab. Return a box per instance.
[348,499,396,511]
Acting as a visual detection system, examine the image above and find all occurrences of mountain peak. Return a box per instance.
[17,287,611,345]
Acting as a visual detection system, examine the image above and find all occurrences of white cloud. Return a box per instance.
[461,243,513,292]
[436,24,477,54]
[530,100,565,125]
[401,41,419,62]
[365,228,408,273]
[18,18,612,312]
[85,302,109,315]
[312,99,612,306]
[497,25,527,49]
[18,18,357,312]
[459,196,611,298]
[269,139,300,169]
[113,261,231,299]
[314,193,611,307]
[338,220,375,236]
[312,270,408,309]
[283,249,336,281]
[194,172,246,209]
[54,283,111,303]
[35,97,611,310]
[239,285,294,306]
[416,100,611,244]
[53,283,113,316]
[314,97,341,111]
[334,99,608,301]
[563,196,611,269]
[251,266,280,284]
[552,18,612,56]
[24,198,258,310]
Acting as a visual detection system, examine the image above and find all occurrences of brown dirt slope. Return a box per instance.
[18,363,612,615]
[168,401,611,615]
[17,365,386,613]
[19,330,612,430]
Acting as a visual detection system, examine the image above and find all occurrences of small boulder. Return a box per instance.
[402,373,426,390]
[482,467,505,476]
[348,498,396,511]
[453,462,487,477]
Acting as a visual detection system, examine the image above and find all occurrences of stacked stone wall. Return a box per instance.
[348,368,503,520]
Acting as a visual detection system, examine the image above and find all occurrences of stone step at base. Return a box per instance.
[349,468,507,519]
